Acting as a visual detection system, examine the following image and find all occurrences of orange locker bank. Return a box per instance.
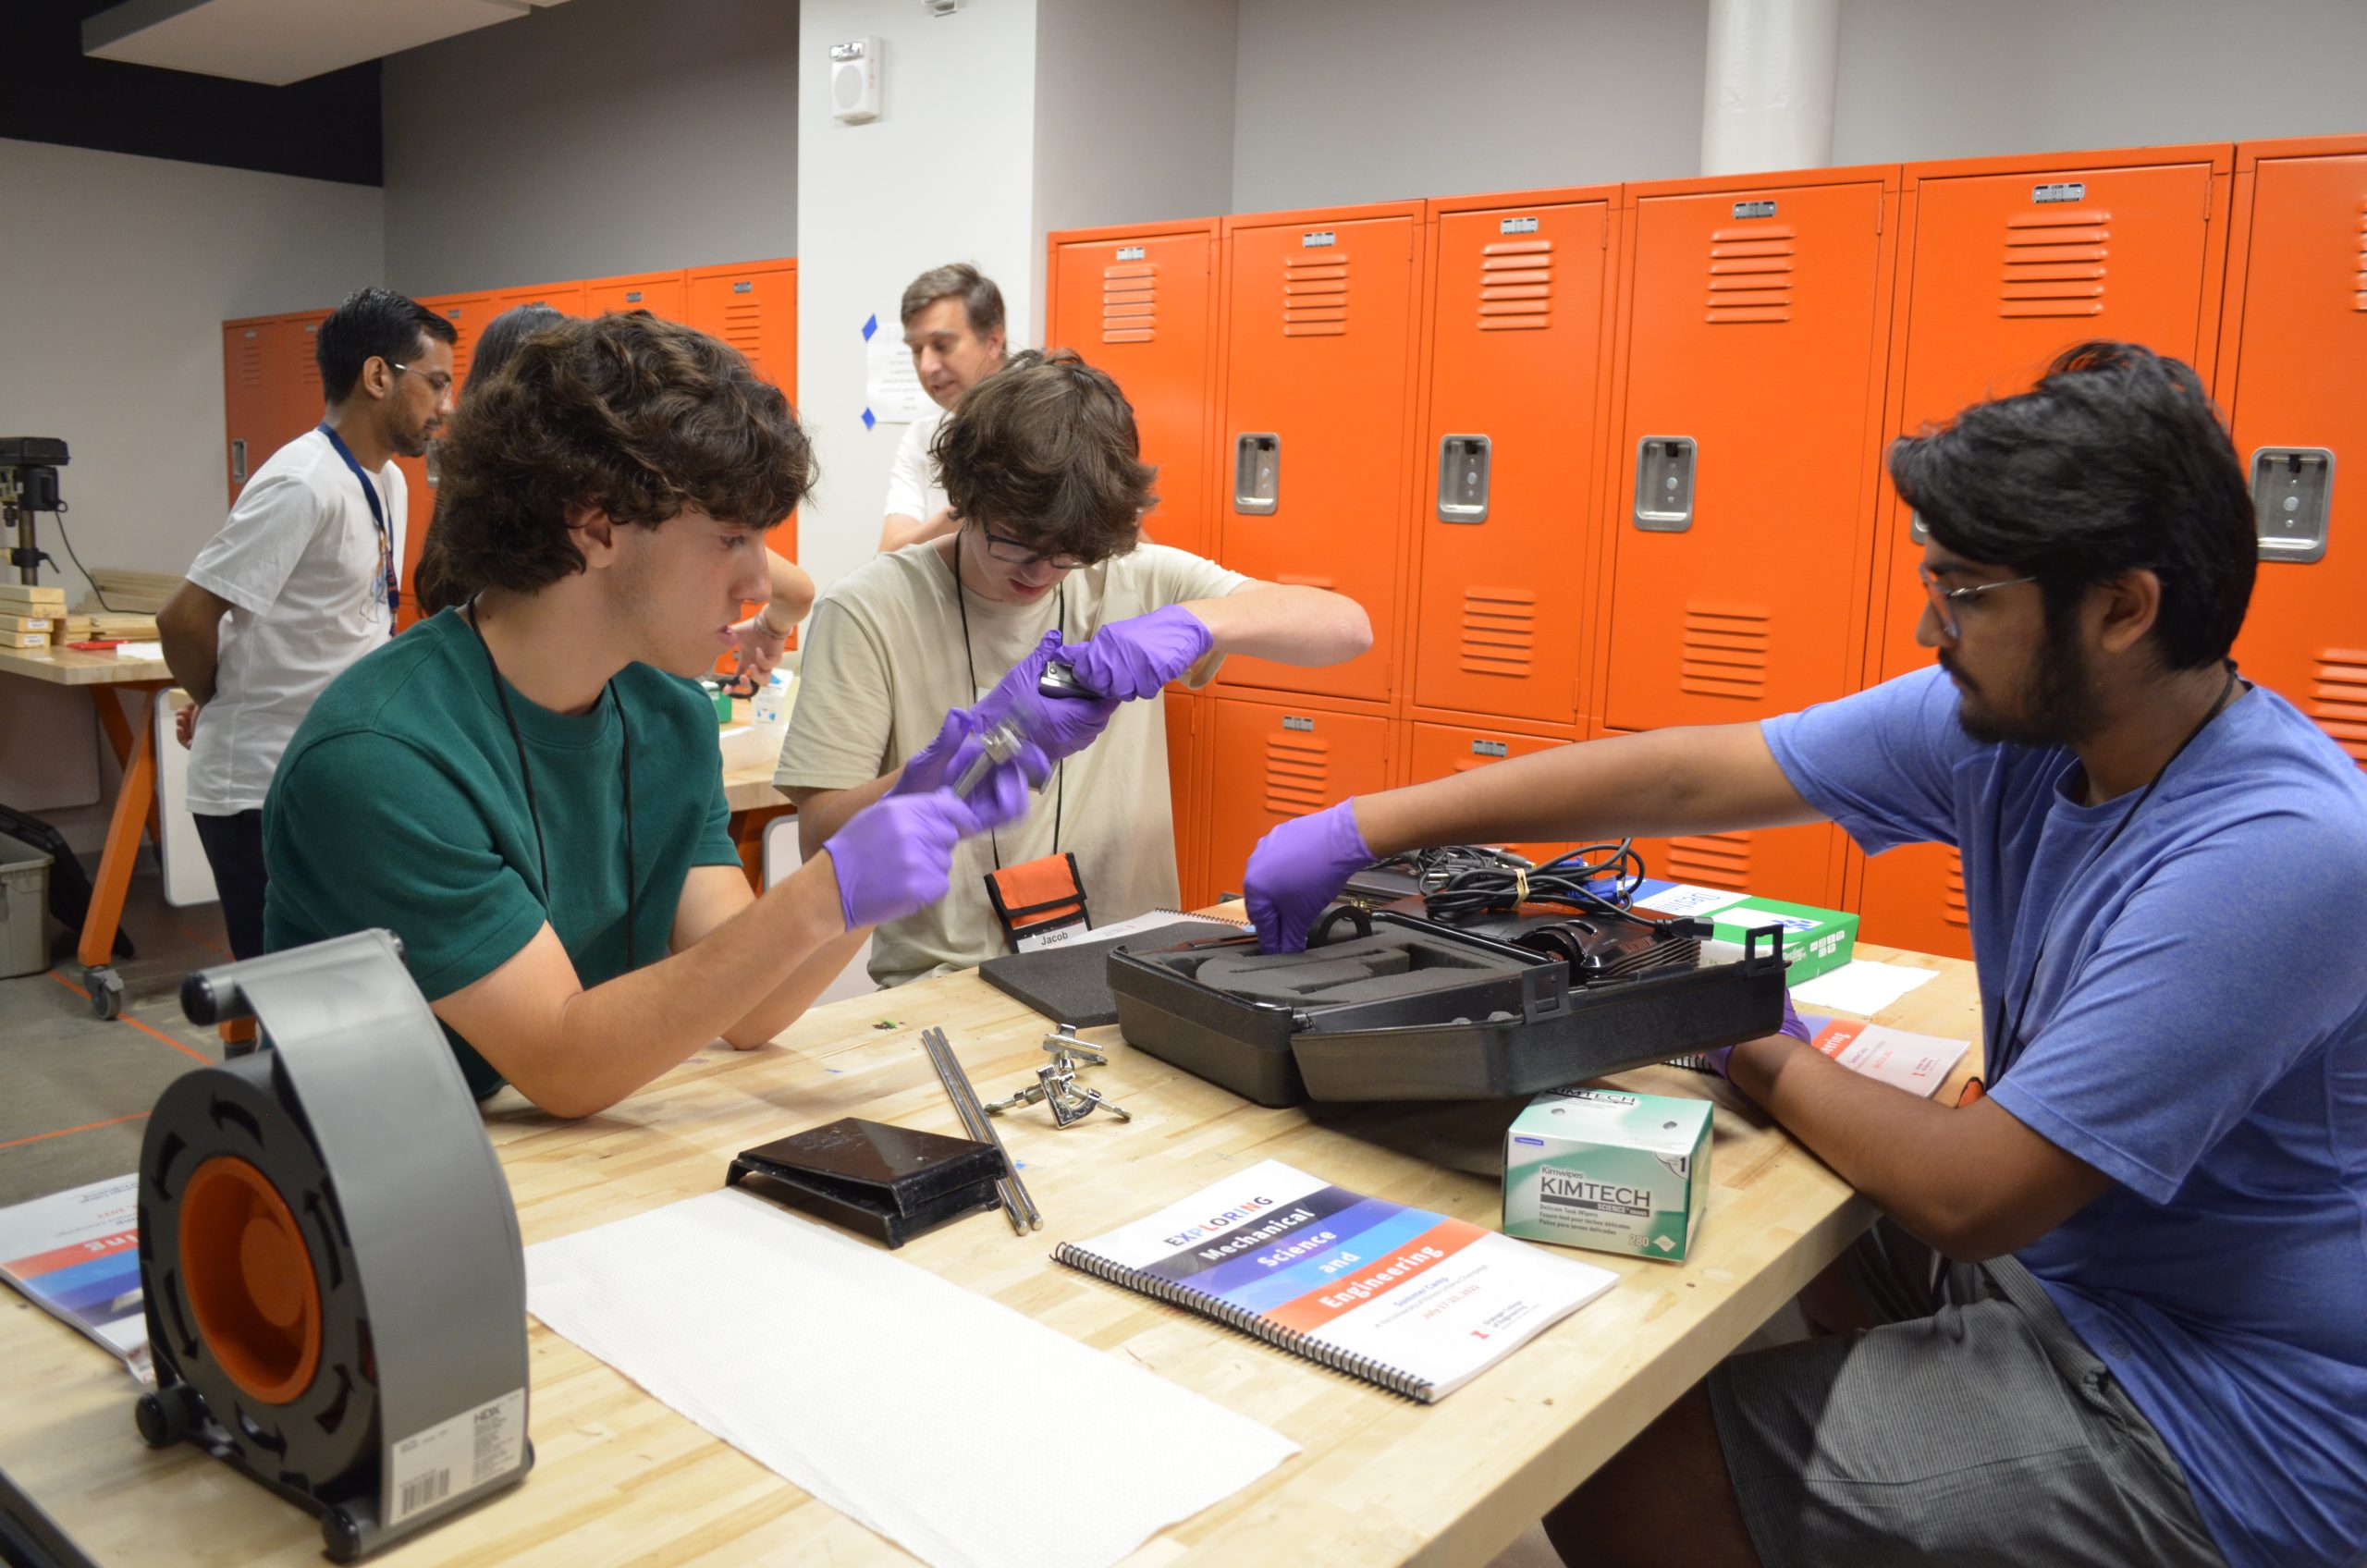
[584,269,687,321]
[1213,200,1426,707]
[1046,220,1221,561]
[219,315,282,508]
[1398,717,1579,869]
[1854,143,2234,957]
[1202,692,1395,900]
[392,292,494,630]
[1595,163,1899,736]
[1411,185,1618,731]
[1163,690,1210,908]
[2216,134,2366,773]
[681,259,801,650]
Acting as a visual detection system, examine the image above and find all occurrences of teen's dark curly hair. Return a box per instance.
[431,311,813,598]
[932,348,1156,565]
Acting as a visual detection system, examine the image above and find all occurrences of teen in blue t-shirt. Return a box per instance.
[1239,342,2367,1568]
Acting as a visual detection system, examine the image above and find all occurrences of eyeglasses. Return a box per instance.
[387,361,454,398]
[975,522,1090,571]
[1917,563,2036,643]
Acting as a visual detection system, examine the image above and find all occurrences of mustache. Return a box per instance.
[1937,650,1980,697]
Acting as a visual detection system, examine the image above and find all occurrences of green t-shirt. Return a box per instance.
[263,607,742,1096]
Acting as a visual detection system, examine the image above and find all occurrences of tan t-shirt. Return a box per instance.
[778,539,1248,986]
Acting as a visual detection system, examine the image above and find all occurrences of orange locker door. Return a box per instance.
[1869,154,2226,691]
[1203,696,1392,900]
[1403,719,1577,867]
[1603,178,1890,731]
[2222,142,2367,771]
[221,317,281,508]
[275,311,332,455]
[493,281,588,317]
[1590,725,1844,906]
[1049,227,1217,559]
[1163,691,1208,908]
[585,270,688,321]
[686,260,797,397]
[1415,195,1613,727]
[1217,207,1422,704]
[394,294,497,629]
[1854,842,1974,961]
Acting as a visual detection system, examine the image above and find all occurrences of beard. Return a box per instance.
[1944,629,2099,748]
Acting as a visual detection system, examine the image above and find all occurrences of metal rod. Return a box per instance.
[923,1027,1041,1231]
[922,1027,1022,1234]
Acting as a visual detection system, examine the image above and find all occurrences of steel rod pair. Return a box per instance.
[921,1026,1042,1232]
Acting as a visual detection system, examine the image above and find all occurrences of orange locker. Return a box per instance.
[1202,693,1394,901]
[394,292,497,630]
[1163,690,1210,908]
[220,316,282,508]
[1046,221,1220,560]
[276,310,332,454]
[1865,144,2233,692]
[1852,842,1973,960]
[1596,725,1845,908]
[1598,166,1898,733]
[585,269,689,321]
[2217,135,2367,772]
[1400,717,1579,868]
[1214,202,1427,706]
[492,280,587,316]
[1412,188,1618,729]
[686,259,797,394]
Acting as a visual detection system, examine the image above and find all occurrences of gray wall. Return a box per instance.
[380,0,799,298]
[0,138,384,847]
[1034,0,1239,238]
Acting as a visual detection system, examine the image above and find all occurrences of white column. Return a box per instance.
[1699,0,1840,178]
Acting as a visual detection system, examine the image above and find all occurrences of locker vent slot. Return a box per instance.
[2355,199,2367,312]
[1478,239,1553,331]
[1102,262,1157,344]
[1458,588,1536,677]
[1679,601,1772,700]
[717,301,767,365]
[1263,734,1330,815]
[1705,224,1795,324]
[1282,251,1349,337]
[1665,833,1749,891]
[2000,207,2112,318]
[1944,852,1971,929]
[2312,649,2367,768]
[294,324,324,398]
[232,330,265,389]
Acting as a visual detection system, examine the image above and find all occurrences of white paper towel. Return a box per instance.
[527,1189,1298,1568]
[1789,959,1941,1016]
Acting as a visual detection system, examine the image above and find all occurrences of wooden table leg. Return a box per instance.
[77,692,158,1016]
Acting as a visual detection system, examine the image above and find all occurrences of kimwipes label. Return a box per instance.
[1538,1167,1650,1219]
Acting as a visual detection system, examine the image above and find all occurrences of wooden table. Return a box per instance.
[0,938,1982,1567]
[0,643,176,1018]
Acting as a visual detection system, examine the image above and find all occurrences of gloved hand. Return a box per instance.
[824,769,1033,929]
[1703,992,1814,1082]
[1244,800,1375,954]
[892,709,1052,801]
[1055,606,1214,702]
[976,630,1120,763]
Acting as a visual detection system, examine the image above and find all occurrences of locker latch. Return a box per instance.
[230,439,248,486]
[2250,447,2334,564]
[1234,434,1280,515]
[1908,508,1931,545]
[1437,435,1491,523]
[1634,436,1697,532]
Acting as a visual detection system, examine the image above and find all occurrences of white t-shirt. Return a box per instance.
[777,539,1247,986]
[184,428,405,815]
[883,406,949,528]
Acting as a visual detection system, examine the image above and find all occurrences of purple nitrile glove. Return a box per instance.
[1704,991,1815,1081]
[889,709,1051,798]
[1244,800,1375,954]
[976,630,1120,763]
[1055,606,1214,703]
[825,774,1032,929]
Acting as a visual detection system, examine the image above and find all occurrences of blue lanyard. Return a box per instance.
[317,424,399,628]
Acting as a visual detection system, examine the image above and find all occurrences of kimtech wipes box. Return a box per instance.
[1623,878,1858,985]
[1504,1087,1712,1263]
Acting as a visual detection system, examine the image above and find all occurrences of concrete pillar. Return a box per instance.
[1699,0,1840,177]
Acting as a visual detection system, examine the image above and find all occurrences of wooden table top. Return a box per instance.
[0,936,1982,1568]
[0,643,173,687]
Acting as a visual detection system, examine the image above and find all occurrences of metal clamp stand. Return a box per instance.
[982,1024,1133,1126]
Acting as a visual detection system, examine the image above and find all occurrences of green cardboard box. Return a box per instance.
[1625,879,1858,985]
[1504,1087,1712,1263]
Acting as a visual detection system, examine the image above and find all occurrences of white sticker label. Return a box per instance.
[387,1388,524,1527]
[1116,245,1146,261]
[1728,907,1821,934]
[1499,215,1539,235]
[2033,181,2087,203]
[1632,885,1749,917]
[1301,230,1336,248]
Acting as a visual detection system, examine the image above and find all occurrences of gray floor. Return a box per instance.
[0,863,229,1208]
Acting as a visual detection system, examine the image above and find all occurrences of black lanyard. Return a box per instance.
[949,541,1063,870]
[464,599,637,973]
[1990,662,2239,1083]
[317,424,399,630]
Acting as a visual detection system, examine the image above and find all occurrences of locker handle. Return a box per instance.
[1234,434,1280,514]
[230,439,248,485]
[1437,435,1490,523]
[1633,435,1696,532]
[2249,447,2334,564]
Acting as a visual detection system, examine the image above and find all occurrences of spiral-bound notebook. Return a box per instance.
[1053,1159,1617,1403]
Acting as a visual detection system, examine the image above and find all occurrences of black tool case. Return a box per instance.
[1107,907,1786,1107]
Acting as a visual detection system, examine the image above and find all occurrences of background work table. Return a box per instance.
[0,935,1981,1566]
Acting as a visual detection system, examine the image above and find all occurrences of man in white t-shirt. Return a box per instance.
[157,287,456,959]
[877,263,1008,554]
[783,349,1373,986]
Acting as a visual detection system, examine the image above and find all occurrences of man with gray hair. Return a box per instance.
[878,262,1008,553]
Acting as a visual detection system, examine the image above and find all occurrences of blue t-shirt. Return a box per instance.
[1764,665,2367,1568]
